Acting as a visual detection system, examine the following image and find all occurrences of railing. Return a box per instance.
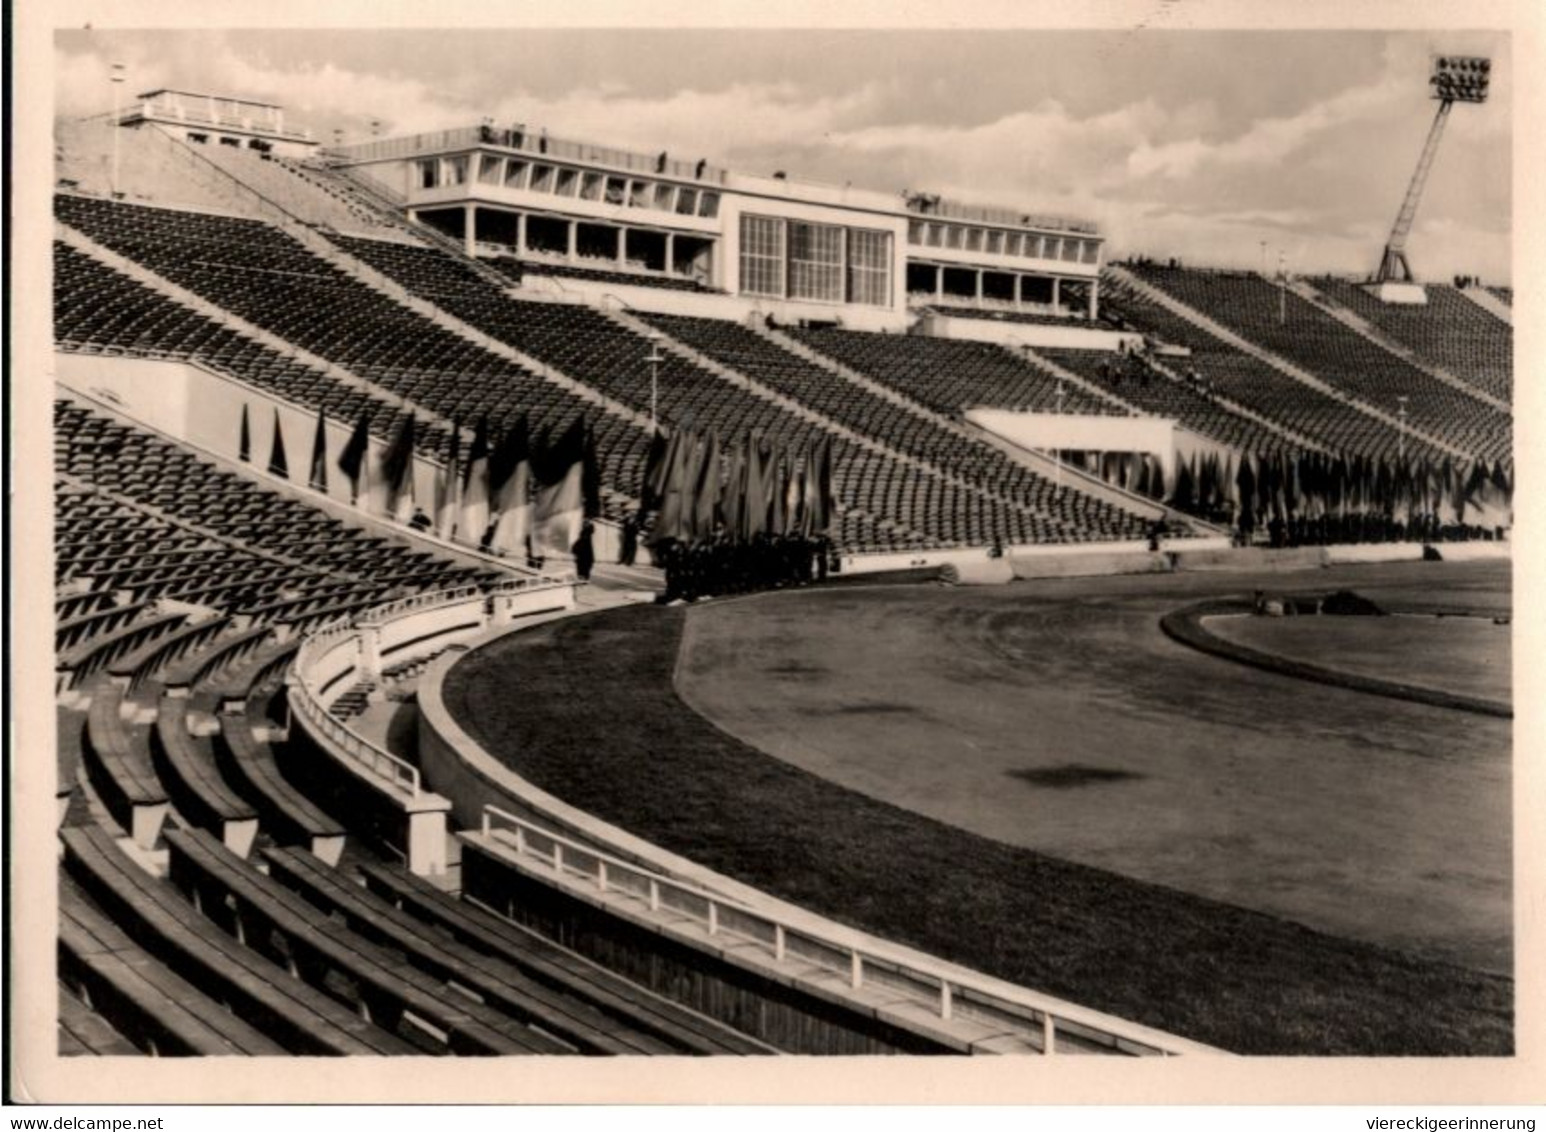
[327,125,729,186]
[289,579,574,799]
[290,678,422,797]
[906,195,1099,236]
[479,804,1221,1056]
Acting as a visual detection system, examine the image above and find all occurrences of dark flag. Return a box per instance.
[267,409,289,480]
[581,420,602,520]
[1236,453,1256,533]
[238,404,252,464]
[380,412,417,521]
[337,411,372,504]
[640,427,672,515]
[654,425,695,545]
[490,416,532,556]
[813,436,836,537]
[308,407,328,493]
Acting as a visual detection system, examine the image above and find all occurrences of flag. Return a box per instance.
[489,417,532,557]
[308,407,328,493]
[581,421,601,520]
[721,437,746,541]
[639,427,672,515]
[379,412,417,522]
[436,425,461,540]
[691,430,722,541]
[267,409,289,480]
[533,417,587,559]
[653,425,695,546]
[238,404,252,464]
[460,417,491,542]
[783,449,804,535]
[768,447,789,535]
[811,437,835,537]
[337,411,371,504]
[1236,453,1256,530]
[744,435,772,541]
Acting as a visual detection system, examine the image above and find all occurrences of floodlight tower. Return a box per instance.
[1373,54,1491,286]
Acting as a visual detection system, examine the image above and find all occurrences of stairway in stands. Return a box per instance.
[1114,264,1508,464]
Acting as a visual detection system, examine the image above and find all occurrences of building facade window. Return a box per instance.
[739,214,786,298]
[846,228,893,307]
[788,220,844,302]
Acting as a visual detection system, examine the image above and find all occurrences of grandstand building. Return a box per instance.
[333,125,1105,334]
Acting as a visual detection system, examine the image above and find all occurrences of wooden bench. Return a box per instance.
[264,846,681,1055]
[55,599,151,653]
[205,639,300,712]
[160,625,273,696]
[57,705,87,828]
[80,679,168,850]
[58,611,187,693]
[55,588,118,625]
[59,877,286,1056]
[359,862,776,1055]
[106,615,231,695]
[60,824,414,1056]
[151,696,260,857]
[163,828,571,1055]
[57,985,141,1056]
[212,712,346,866]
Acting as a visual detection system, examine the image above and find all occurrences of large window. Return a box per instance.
[739,214,786,298]
[740,214,893,307]
[788,221,844,302]
[846,228,892,307]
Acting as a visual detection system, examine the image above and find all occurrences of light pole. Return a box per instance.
[109,62,126,198]
[1277,249,1287,325]
[1259,240,1267,276]
[646,334,664,430]
[1054,379,1065,497]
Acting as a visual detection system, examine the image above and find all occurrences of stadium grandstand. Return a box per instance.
[40,50,1512,1073]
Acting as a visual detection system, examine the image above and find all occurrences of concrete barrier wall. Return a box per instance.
[1010,551,1171,580]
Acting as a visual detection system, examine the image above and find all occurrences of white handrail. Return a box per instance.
[289,579,574,798]
[290,682,421,797]
[477,803,1216,1056]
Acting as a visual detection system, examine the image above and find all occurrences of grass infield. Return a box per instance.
[444,602,1511,1055]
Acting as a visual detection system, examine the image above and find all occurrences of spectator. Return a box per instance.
[695,158,708,180]
[572,520,596,581]
[619,515,639,566]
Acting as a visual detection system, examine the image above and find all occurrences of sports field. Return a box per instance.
[679,559,1511,974]
[444,557,1512,1053]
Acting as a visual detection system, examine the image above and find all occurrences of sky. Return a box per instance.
[53,25,1513,282]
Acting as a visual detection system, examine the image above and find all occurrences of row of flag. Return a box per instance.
[1093,445,1514,527]
[640,427,836,547]
[239,404,600,559]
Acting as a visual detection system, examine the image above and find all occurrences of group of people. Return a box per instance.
[1246,512,1505,549]
[650,533,834,604]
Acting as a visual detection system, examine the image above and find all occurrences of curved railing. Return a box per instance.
[288,577,576,802]
[475,804,1224,1056]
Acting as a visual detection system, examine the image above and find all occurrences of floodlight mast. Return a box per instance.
[1374,55,1490,285]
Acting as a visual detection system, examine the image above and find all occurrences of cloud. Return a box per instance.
[51,29,1509,282]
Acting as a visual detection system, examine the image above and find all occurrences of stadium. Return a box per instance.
[24,24,1516,1081]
